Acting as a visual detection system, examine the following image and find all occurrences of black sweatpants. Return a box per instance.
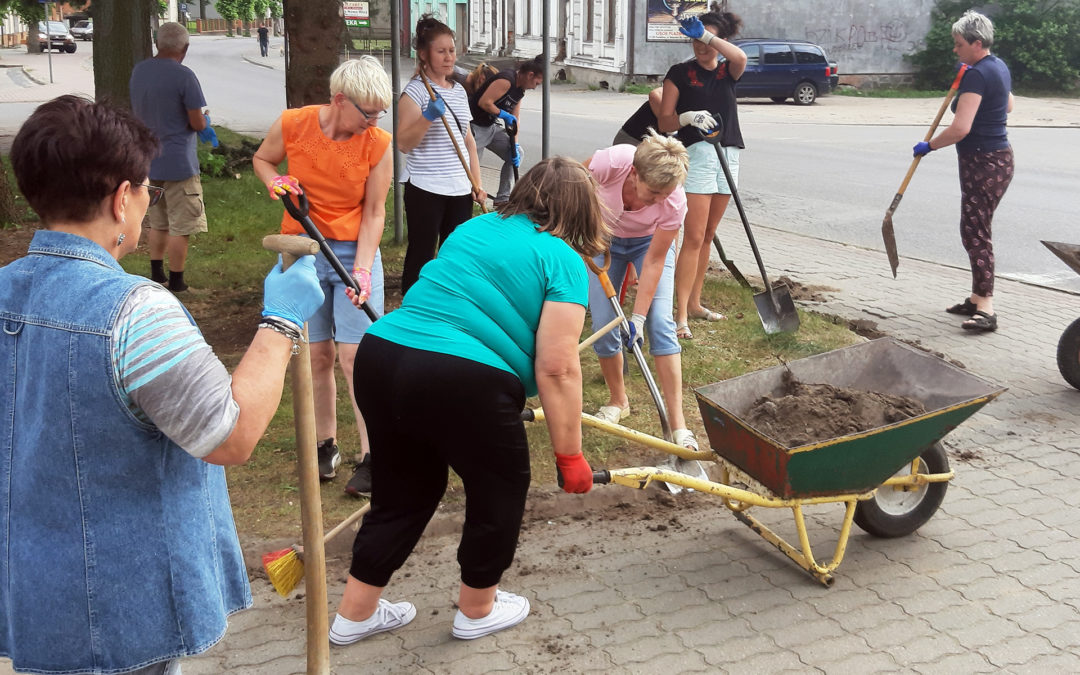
[349,335,531,589]
[401,181,474,295]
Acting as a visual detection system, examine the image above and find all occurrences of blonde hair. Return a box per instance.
[952,10,994,48]
[330,56,393,109]
[498,156,610,258]
[466,62,497,96]
[633,129,689,190]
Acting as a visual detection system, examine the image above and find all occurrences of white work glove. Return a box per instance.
[678,110,718,131]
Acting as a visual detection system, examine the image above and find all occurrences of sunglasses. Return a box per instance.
[349,99,387,122]
[140,183,165,207]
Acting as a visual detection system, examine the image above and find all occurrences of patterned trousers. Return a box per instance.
[958,147,1014,297]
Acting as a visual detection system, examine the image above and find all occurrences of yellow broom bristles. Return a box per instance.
[263,548,304,597]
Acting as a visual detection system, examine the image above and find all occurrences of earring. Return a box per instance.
[116,233,126,247]
[121,215,126,224]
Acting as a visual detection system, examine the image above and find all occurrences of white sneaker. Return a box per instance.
[594,404,630,424]
[329,598,416,645]
[451,589,530,640]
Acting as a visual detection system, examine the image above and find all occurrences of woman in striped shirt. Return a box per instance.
[397,14,486,295]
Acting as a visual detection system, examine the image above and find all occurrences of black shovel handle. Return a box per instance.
[505,119,520,182]
[556,467,612,488]
[281,190,380,322]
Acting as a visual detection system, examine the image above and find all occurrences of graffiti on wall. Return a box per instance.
[804,19,923,55]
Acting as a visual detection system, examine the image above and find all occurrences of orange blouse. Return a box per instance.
[278,105,392,241]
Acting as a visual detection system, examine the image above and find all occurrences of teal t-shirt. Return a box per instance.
[369,212,589,396]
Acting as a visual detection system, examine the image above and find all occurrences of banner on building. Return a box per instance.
[646,0,709,42]
[343,1,370,28]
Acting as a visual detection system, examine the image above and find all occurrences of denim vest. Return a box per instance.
[0,231,252,674]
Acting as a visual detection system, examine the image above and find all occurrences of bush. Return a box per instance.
[907,0,1080,93]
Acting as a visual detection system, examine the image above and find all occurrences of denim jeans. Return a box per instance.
[305,238,384,343]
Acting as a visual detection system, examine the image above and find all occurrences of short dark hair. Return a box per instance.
[518,55,544,77]
[11,95,158,224]
[699,6,742,40]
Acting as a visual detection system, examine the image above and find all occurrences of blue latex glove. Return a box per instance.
[511,143,522,168]
[678,16,706,40]
[497,109,517,127]
[197,114,219,148]
[913,141,933,157]
[622,313,646,350]
[262,255,325,326]
[422,95,446,122]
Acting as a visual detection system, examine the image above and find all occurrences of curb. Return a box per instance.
[14,65,46,86]
[241,54,276,70]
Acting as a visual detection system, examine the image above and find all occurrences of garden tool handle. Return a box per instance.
[418,69,489,213]
[556,467,611,488]
[262,235,320,267]
[583,253,614,296]
[894,63,969,198]
[280,190,380,323]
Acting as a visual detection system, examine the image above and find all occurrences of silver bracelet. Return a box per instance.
[258,320,306,355]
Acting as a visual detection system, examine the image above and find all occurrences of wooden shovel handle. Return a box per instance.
[418,69,489,213]
[895,64,970,196]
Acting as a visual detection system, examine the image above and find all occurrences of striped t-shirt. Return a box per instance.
[112,285,240,458]
[402,76,473,196]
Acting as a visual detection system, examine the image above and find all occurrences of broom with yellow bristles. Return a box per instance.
[262,502,371,597]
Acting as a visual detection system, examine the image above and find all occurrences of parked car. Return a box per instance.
[732,39,837,105]
[37,21,77,53]
[70,20,93,41]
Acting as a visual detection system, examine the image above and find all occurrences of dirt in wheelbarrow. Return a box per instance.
[745,369,927,447]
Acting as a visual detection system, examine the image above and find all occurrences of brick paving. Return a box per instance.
[1,44,1079,674]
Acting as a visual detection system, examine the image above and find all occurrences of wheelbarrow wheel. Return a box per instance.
[854,443,948,538]
[1056,317,1080,390]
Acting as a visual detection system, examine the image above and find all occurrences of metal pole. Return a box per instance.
[391,0,403,243]
[541,0,549,158]
[46,2,54,84]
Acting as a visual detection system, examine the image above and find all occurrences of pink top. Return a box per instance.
[588,144,687,239]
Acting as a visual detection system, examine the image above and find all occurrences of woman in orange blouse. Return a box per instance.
[253,56,392,497]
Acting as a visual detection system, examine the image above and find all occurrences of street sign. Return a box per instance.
[179,3,188,11]
[343,1,369,28]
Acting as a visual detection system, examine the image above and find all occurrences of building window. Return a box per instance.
[585,0,594,42]
[524,0,532,35]
[605,0,615,43]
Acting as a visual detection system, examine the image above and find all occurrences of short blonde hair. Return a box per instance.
[498,156,611,258]
[633,129,689,190]
[330,56,393,109]
[952,10,994,48]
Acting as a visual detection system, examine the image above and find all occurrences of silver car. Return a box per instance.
[71,20,93,41]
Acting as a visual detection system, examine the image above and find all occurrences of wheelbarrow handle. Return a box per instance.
[556,467,612,488]
[281,189,380,323]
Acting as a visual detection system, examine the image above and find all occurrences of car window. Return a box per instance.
[76,21,90,28]
[793,46,827,65]
[741,44,761,66]
[762,45,794,65]
[46,21,67,31]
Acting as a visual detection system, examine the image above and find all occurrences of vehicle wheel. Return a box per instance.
[1057,317,1080,390]
[854,443,949,538]
[65,44,76,53]
[770,96,787,103]
[794,82,818,105]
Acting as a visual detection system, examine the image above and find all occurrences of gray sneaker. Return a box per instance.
[344,454,372,497]
[317,439,341,481]
[451,590,530,640]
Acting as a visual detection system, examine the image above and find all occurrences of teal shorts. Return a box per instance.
[684,142,740,195]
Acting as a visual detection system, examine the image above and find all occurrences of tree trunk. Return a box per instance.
[0,159,21,227]
[93,0,154,108]
[283,0,342,108]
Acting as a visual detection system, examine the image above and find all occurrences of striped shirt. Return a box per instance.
[402,76,473,196]
[112,285,239,458]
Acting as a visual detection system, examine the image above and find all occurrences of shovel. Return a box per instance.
[281,189,380,322]
[881,63,969,277]
[505,117,520,183]
[699,127,799,334]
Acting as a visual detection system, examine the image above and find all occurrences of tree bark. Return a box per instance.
[283,0,342,108]
[93,0,154,108]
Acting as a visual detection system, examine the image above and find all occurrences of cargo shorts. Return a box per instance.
[144,174,208,236]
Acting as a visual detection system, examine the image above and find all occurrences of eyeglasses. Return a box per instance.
[349,99,387,122]
[140,183,165,208]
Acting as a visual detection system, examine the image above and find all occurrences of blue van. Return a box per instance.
[732,39,838,105]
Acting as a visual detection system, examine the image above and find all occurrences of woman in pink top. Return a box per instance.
[583,130,698,451]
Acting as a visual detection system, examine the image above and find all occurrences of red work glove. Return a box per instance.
[555,452,592,494]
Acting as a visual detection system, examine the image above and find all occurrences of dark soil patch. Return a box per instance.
[849,318,887,340]
[775,275,836,302]
[744,369,927,447]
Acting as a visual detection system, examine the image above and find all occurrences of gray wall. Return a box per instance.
[631,0,936,78]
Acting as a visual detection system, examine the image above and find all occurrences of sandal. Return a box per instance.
[595,405,630,424]
[675,322,693,340]
[690,307,726,321]
[961,310,997,332]
[946,298,978,316]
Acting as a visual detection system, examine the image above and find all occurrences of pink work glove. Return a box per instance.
[555,452,593,494]
[269,174,303,200]
[350,267,372,305]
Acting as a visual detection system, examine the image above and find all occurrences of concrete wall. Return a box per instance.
[631,0,935,79]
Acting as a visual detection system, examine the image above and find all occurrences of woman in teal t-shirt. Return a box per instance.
[329,157,609,645]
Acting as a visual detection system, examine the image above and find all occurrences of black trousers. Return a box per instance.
[349,336,531,589]
[401,181,473,295]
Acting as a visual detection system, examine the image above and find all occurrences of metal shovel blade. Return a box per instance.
[753,285,801,334]
[882,207,900,277]
[1042,240,1080,277]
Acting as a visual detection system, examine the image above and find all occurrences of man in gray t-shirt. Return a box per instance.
[130,22,209,293]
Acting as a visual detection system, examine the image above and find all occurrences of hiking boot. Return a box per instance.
[344,454,372,497]
[317,439,341,481]
[329,599,416,645]
[451,589,530,640]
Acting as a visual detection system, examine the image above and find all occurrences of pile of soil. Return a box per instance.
[745,369,926,447]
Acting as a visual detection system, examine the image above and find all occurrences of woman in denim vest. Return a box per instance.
[0,95,324,675]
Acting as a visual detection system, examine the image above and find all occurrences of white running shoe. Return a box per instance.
[451,589,530,640]
[329,599,416,645]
